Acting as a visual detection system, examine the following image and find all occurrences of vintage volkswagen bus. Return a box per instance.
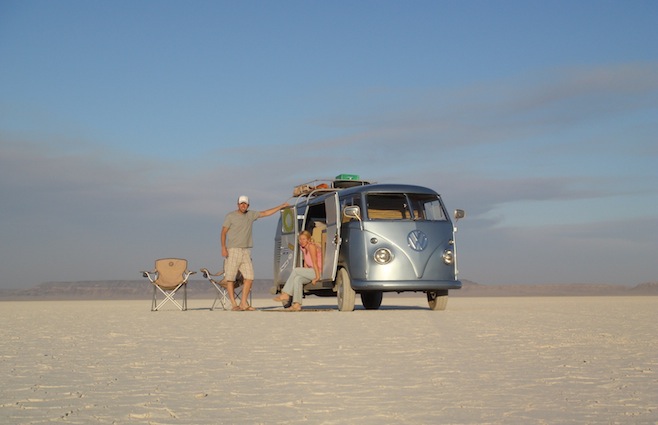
[273,176,464,311]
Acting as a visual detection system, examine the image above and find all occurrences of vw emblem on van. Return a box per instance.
[407,230,428,251]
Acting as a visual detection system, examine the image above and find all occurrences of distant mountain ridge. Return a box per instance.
[457,280,658,297]
[0,279,275,300]
[0,279,656,300]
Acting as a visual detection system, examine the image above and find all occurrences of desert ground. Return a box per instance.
[1,296,656,424]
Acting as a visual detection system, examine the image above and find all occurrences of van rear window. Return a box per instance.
[366,193,447,221]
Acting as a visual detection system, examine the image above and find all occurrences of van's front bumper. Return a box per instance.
[351,279,462,292]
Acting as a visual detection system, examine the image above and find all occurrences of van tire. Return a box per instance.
[427,290,449,311]
[336,268,355,312]
[361,291,383,310]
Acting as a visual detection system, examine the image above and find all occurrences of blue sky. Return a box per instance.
[1,0,657,289]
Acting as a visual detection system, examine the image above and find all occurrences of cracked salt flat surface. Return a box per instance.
[1,296,656,424]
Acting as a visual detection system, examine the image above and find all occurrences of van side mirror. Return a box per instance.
[343,205,362,222]
[454,209,465,221]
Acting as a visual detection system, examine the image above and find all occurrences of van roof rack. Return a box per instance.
[292,175,372,197]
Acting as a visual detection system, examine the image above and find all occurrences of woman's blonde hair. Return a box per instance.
[299,230,314,242]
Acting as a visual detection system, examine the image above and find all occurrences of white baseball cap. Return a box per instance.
[238,195,249,204]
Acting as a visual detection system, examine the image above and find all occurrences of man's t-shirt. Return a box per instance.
[223,210,260,248]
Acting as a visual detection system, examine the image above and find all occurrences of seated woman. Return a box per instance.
[273,230,322,311]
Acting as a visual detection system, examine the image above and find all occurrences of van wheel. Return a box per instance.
[361,291,383,310]
[427,290,448,311]
[336,268,355,312]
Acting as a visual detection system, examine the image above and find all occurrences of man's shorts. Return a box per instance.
[224,248,255,281]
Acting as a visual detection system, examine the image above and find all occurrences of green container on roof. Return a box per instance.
[335,174,359,180]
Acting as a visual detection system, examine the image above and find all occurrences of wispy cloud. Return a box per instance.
[1,62,657,288]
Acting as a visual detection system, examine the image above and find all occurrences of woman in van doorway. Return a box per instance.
[273,230,322,311]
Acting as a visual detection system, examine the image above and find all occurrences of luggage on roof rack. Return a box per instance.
[292,176,371,197]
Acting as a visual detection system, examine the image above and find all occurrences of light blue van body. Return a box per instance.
[273,179,464,311]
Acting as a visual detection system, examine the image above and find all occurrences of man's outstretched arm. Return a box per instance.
[259,202,290,218]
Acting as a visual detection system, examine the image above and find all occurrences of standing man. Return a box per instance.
[222,195,289,311]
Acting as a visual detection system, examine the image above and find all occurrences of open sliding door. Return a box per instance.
[322,193,341,281]
[276,206,298,285]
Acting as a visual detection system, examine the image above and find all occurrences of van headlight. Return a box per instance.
[374,248,393,264]
[442,249,454,265]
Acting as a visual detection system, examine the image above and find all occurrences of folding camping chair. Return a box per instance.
[199,267,250,310]
[141,258,196,311]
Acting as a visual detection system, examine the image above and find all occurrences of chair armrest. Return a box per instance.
[181,270,196,283]
[141,270,157,281]
[200,268,224,279]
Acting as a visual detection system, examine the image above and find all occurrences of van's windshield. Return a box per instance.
[365,193,448,221]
